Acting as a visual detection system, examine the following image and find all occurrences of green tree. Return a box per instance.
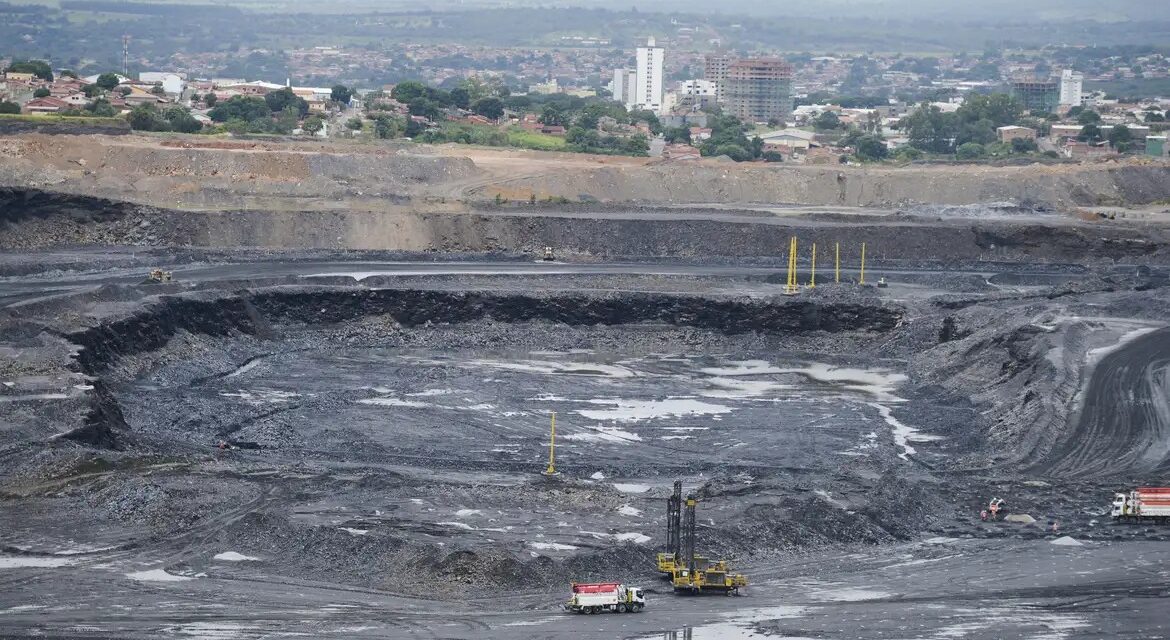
[449,87,471,110]
[624,133,650,156]
[33,87,50,98]
[955,142,986,160]
[345,116,363,130]
[330,85,353,105]
[391,81,428,103]
[126,104,170,131]
[713,144,752,161]
[538,104,567,126]
[95,73,121,90]
[373,115,400,139]
[813,110,841,130]
[303,115,325,135]
[164,107,202,133]
[471,97,505,121]
[208,95,270,123]
[854,134,888,161]
[6,60,52,81]
[663,126,691,144]
[81,84,103,98]
[630,109,662,135]
[264,88,308,117]
[1010,137,1038,153]
[903,103,957,153]
[1076,109,1101,125]
[1145,111,1166,123]
[204,93,218,108]
[893,146,923,162]
[274,105,300,134]
[1078,124,1102,143]
[407,97,441,121]
[956,93,1021,128]
[0,101,21,114]
[1108,124,1132,149]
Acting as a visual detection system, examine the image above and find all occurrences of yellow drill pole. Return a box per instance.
[787,237,799,294]
[835,242,840,284]
[544,411,557,475]
[809,242,816,288]
[859,242,867,285]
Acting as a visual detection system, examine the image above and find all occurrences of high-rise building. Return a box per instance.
[703,53,735,103]
[634,37,664,113]
[1011,79,1060,113]
[1059,69,1083,107]
[724,58,793,124]
[611,68,637,108]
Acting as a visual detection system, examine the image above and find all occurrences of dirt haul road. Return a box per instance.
[2,246,1170,639]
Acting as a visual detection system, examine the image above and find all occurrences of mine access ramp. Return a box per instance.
[565,582,645,614]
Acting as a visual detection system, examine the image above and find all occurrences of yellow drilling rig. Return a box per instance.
[656,482,747,595]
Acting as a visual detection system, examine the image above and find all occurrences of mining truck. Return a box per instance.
[1111,488,1170,523]
[564,582,645,614]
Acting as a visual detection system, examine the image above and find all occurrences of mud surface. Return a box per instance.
[2,246,1170,639]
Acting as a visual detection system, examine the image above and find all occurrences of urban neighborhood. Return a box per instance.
[3,32,1169,162]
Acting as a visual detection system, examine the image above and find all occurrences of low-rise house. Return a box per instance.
[22,97,69,114]
[997,125,1037,144]
[759,128,817,151]
[689,127,712,141]
[121,85,169,106]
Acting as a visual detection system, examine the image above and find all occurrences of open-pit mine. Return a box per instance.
[2,134,1170,639]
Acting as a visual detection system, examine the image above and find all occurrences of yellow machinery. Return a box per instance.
[658,487,747,594]
[144,269,172,284]
[655,481,683,575]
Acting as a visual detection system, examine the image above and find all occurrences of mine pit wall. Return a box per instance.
[490,163,1170,208]
[4,189,1169,263]
[64,287,902,448]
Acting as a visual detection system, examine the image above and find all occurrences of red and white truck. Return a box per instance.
[564,582,645,614]
[1111,487,1170,523]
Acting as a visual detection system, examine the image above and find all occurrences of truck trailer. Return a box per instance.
[1112,488,1170,523]
[564,582,645,614]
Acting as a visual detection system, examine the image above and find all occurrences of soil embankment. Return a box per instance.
[2,133,1170,210]
[3,188,1169,262]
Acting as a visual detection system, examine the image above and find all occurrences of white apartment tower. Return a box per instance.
[612,68,638,108]
[1060,69,1083,107]
[634,36,664,113]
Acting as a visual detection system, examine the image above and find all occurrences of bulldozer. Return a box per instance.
[657,483,747,595]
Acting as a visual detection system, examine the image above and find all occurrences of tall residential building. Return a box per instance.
[611,68,637,108]
[724,58,794,124]
[703,53,735,103]
[1011,79,1060,113]
[634,37,664,113]
[1059,69,1083,107]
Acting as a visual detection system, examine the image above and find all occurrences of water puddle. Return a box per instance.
[212,552,260,562]
[0,556,75,568]
[575,398,731,422]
